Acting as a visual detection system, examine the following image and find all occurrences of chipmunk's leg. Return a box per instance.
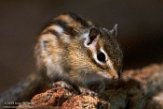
[52,78,81,94]
[79,87,98,96]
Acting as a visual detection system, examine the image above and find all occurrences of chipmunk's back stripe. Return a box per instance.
[52,19,77,36]
[66,12,89,28]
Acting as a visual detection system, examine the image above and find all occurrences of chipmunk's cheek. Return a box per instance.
[97,71,111,79]
[98,71,119,80]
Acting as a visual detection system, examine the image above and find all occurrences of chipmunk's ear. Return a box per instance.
[109,24,118,37]
[87,28,100,45]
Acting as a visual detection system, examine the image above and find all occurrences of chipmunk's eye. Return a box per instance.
[97,51,106,63]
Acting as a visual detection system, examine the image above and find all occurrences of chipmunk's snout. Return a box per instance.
[107,70,119,80]
[112,74,119,80]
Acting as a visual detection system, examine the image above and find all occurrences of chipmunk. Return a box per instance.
[35,12,123,91]
[0,12,123,105]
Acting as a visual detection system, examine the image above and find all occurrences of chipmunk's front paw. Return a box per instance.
[52,81,73,90]
[79,87,97,96]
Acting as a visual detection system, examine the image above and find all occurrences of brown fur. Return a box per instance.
[34,13,123,90]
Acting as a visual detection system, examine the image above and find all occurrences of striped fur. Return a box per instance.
[34,13,123,89]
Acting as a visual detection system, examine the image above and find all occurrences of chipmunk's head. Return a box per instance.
[69,24,123,83]
[84,24,123,79]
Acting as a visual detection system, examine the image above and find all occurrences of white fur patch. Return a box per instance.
[100,48,114,70]
[46,25,64,34]
[82,32,89,47]
[46,56,63,78]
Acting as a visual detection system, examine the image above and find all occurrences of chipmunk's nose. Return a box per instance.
[108,70,119,80]
[112,74,119,79]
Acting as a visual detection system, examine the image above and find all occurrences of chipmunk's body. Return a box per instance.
[0,13,123,105]
[35,13,123,88]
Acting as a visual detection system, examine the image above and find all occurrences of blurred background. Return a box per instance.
[0,0,163,92]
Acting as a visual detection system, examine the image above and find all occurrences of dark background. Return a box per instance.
[0,0,163,92]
